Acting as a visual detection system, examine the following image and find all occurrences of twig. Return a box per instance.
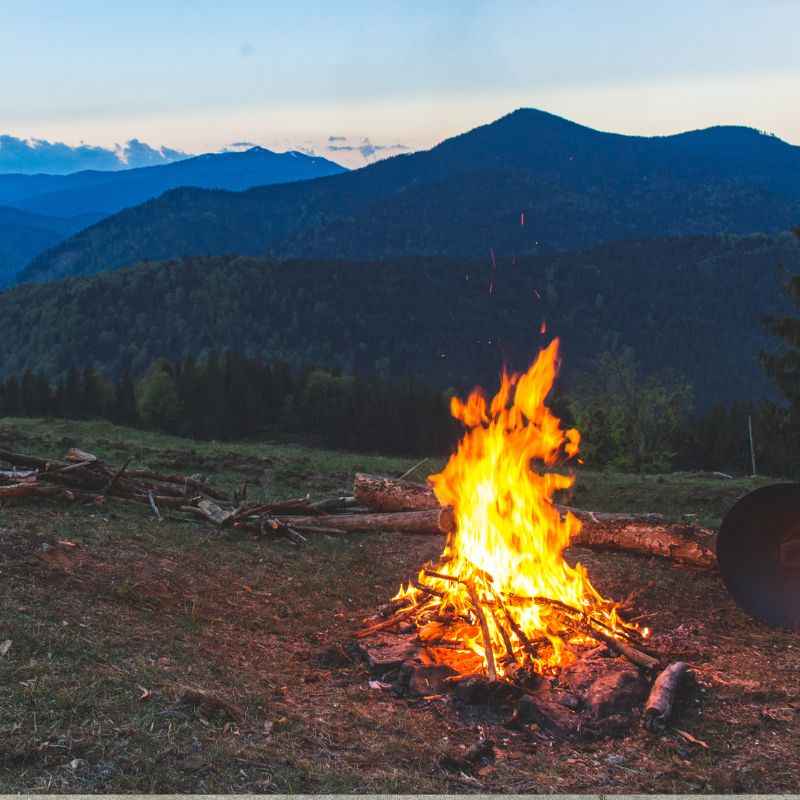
[411,577,444,598]
[101,453,135,494]
[423,569,464,584]
[148,491,162,522]
[356,606,420,638]
[466,583,497,682]
[398,457,429,480]
[490,606,517,664]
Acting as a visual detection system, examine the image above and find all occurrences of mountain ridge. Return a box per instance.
[21,108,800,284]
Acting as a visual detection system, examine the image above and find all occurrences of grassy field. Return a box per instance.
[1,417,798,793]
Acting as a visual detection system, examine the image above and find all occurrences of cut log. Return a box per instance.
[273,507,455,535]
[643,661,690,732]
[564,507,717,569]
[65,448,98,463]
[354,472,439,511]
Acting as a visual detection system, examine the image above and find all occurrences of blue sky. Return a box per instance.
[1,0,799,170]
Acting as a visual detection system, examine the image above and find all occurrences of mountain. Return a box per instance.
[3,232,798,406]
[20,109,800,284]
[0,146,347,218]
[0,206,102,287]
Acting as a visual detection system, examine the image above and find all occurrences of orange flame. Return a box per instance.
[394,338,635,677]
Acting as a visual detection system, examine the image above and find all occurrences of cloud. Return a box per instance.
[228,140,257,148]
[0,134,189,174]
[325,137,409,160]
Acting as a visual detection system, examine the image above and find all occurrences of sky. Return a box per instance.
[1,0,799,172]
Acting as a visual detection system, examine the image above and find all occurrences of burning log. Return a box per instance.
[643,661,690,732]
[350,473,717,569]
[361,339,655,685]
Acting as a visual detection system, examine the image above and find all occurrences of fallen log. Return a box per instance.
[351,474,717,569]
[643,661,690,732]
[564,508,717,569]
[274,507,456,535]
[124,470,229,501]
[0,481,47,497]
[0,447,65,470]
[354,472,439,511]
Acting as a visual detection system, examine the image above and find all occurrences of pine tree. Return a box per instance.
[114,370,138,425]
[2,377,23,417]
[136,361,183,433]
[64,365,82,419]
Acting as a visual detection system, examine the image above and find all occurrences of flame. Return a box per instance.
[393,338,637,678]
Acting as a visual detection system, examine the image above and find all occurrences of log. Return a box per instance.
[0,447,64,470]
[125,470,229,501]
[354,472,439,511]
[0,481,43,497]
[643,661,690,732]
[564,507,717,569]
[350,475,717,569]
[275,507,456,535]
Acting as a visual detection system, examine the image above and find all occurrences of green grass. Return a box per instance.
[1,417,798,793]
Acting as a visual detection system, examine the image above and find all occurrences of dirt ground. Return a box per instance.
[1,492,799,793]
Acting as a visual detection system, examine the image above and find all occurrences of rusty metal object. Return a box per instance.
[717,483,800,629]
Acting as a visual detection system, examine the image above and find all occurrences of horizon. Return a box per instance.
[2,0,799,173]
[2,105,799,177]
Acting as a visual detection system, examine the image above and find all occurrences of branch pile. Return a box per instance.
[1,446,718,566]
[0,446,228,510]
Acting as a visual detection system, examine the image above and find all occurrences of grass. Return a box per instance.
[1,417,798,793]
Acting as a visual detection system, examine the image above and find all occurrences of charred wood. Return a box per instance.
[643,661,690,732]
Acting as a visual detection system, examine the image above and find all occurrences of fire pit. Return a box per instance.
[358,339,687,739]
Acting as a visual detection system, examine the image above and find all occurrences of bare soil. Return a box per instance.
[1,419,798,793]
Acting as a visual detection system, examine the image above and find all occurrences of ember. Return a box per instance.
[366,339,651,681]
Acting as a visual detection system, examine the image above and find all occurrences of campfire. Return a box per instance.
[357,339,686,739]
[386,338,646,680]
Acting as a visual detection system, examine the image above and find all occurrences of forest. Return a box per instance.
[3,232,800,408]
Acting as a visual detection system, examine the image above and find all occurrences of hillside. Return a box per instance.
[0,205,102,287]
[3,232,798,406]
[0,146,347,217]
[20,109,800,284]
[0,148,346,285]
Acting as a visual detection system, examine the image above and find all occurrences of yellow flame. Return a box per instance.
[395,338,634,676]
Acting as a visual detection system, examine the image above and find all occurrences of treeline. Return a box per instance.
[0,352,456,456]
[564,349,800,478]
[3,348,799,477]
